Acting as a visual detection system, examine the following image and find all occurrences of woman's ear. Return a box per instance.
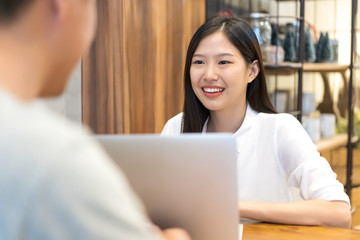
[247,60,260,83]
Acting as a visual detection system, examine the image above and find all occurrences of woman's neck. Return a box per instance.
[207,102,247,133]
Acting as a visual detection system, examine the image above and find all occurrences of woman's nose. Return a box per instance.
[204,64,218,81]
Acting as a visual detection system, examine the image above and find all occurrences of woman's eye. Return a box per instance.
[193,60,204,64]
[219,60,230,65]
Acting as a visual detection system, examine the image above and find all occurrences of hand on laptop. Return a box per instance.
[152,225,191,240]
[161,228,191,240]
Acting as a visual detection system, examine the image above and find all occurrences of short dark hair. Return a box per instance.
[0,0,34,22]
[182,16,277,132]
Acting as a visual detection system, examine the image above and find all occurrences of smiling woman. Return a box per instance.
[161,16,352,229]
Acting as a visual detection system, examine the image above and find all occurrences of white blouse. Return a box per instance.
[161,105,350,205]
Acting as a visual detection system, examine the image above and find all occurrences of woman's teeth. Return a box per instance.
[203,88,224,93]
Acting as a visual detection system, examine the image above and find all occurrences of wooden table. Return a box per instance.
[243,223,360,240]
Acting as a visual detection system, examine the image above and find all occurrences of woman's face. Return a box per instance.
[190,31,256,115]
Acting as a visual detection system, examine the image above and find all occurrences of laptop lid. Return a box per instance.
[96,134,238,240]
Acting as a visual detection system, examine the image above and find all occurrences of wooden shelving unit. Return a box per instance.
[267,0,357,205]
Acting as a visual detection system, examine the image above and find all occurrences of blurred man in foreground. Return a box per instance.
[0,0,190,239]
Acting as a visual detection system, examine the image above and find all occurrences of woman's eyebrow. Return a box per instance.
[192,53,235,58]
[217,53,235,57]
[192,53,205,58]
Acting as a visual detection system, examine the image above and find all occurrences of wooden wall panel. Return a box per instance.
[82,0,205,134]
[82,0,126,133]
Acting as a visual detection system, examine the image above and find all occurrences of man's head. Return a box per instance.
[0,0,97,99]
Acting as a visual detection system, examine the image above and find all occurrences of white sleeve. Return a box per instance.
[26,138,160,240]
[161,113,183,136]
[275,114,350,205]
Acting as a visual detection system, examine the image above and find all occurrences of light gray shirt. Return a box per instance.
[0,89,159,240]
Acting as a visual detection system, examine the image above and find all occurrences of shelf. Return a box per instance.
[316,134,359,153]
[264,62,301,75]
[303,63,349,73]
[264,62,349,75]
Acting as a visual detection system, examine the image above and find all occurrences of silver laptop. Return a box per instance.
[96,134,238,240]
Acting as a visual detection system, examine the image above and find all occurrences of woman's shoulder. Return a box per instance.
[259,111,301,123]
[257,112,300,126]
[168,112,184,121]
[161,113,183,135]
[254,112,306,138]
[165,112,183,127]
[256,112,312,149]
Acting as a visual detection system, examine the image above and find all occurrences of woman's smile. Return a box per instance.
[202,86,225,98]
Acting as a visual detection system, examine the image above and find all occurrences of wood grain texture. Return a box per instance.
[82,0,125,133]
[82,0,205,133]
[243,223,360,240]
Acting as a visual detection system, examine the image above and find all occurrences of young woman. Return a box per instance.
[162,16,351,228]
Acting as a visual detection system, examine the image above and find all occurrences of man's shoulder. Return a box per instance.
[0,96,96,168]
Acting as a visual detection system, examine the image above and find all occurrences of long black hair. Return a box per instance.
[182,16,277,132]
[0,0,34,22]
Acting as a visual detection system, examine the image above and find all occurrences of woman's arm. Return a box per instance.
[239,200,351,229]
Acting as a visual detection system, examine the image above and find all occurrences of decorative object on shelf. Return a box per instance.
[330,39,339,62]
[271,23,279,46]
[302,92,316,115]
[302,111,321,143]
[315,32,324,62]
[322,32,332,61]
[320,113,336,138]
[283,22,300,62]
[304,28,316,62]
[249,12,272,46]
[316,32,332,62]
[265,23,285,63]
[262,45,285,64]
[283,31,296,62]
[249,12,275,63]
[270,90,289,113]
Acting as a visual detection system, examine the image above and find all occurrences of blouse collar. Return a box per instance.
[202,102,259,135]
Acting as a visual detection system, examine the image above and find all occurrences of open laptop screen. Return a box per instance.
[96,134,238,240]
